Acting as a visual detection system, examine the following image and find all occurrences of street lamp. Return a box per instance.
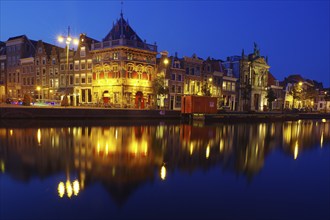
[163,58,169,110]
[58,26,79,106]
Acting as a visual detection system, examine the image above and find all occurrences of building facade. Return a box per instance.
[90,13,157,109]
[239,45,269,111]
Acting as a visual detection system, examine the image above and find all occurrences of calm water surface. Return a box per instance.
[0,119,329,220]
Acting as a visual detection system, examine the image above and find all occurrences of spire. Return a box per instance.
[120,0,124,38]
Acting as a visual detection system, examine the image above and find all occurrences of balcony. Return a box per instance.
[92,39,157,52]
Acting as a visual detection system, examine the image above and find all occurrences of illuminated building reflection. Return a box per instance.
[0,120,328,204]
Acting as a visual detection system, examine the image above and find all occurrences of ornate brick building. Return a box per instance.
[90,12,157,108]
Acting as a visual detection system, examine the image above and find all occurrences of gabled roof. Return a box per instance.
[7,35,27,41]
[103,13,143,43]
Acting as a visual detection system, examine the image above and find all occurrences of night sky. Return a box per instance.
[0,1,329,87]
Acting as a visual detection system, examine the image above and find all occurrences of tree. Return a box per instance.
[266,88,276,110]
[152,74,168,96]
[290,84,304,108]
[201,83,211,96]
[152,73,169,108]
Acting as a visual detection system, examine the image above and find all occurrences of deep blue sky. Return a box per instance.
[0,1,329,87]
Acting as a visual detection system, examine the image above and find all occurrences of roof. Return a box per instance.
[7,35,27,41]
[267,72,277,86]
[103,13,143,43]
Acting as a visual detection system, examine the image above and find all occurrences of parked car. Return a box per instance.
[5,98,22,105]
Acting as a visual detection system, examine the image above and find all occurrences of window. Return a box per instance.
[87,60,92,69]
[87,74,92,84]
[81,74,86,84]
[36,59,39,65]
[42,77,46,86]
[80,60,86,70]
[54,78,59,88]
[69,75,74,85]
[69,63,73,70]
[54,68,58,75]
[171,85,176,93]
[36,68,40,76]
[49,68,53,75]
[177,86,182,93]
[80,46,86,57]
[231,83,235,91]
[38,47,42,53]
[75,74,80,84]
[52,58,56,65]
[113,52,118,60]
[50,79,54,87]
[127,53,133,60]
[42,68,46,75]
[191,68,195,75]
[186,68,189,74]
[222,81,227,91]
[171,73,176,81]
[42,57,46,65]
[177,74,182,82]
[60,64,65,71]
[74,61,79,71]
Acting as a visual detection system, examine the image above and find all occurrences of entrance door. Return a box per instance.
[254,94,259,110]
[135,91,144,109]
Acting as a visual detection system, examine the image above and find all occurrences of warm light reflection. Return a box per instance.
[190,143,194,155]
[1,160,5,173]
[160,164,166,180]
[115,129,118,139]
[58,179,80,198]
[322,119,326,123]
[73,180,80,196]
[37,129,41,145]
[9,129,13,136]
[294,141,299,160]
[320,132,323,148]
[66,180,73,198]
[219,139,224,152]
[206,145,210,159]
[58,182,65,198]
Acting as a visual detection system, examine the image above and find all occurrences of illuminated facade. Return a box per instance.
[0,41,6,101]
[5,35,37,99]
[90,12,157,109]
[72,34,96,105]
[239,44,269,111]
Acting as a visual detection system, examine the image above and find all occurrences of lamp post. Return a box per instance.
[58,26,79,106]
[163,58,169,110]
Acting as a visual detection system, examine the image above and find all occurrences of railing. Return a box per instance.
[92,39,157,52]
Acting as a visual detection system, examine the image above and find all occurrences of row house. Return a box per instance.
[203,58,238,110]
[90,12,157,109]
[267,73,284,110]
[32,40,62,102]
[282,74,324,110]
[183,54,203,96]
[72,34,95,105]
[5,35,37,99]
[157,51,185,110]
[0,41,6,101]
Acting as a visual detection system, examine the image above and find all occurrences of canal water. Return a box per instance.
[0,119,329,220]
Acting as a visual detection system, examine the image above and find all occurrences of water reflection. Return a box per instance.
[0,120,329,205]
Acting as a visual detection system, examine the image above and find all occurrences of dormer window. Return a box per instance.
[38,47,42,54]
